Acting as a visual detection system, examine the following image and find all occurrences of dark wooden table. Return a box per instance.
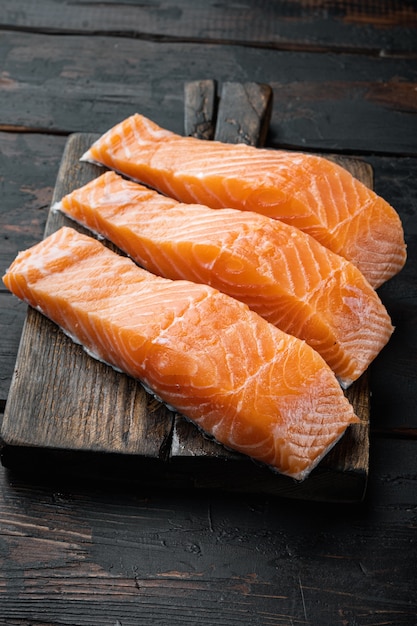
[1,2,416,624]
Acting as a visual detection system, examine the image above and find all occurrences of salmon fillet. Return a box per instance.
[3,227,359,480]
[57,171,393,388]
[81,113,406,289]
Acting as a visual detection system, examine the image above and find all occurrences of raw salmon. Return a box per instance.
[3,227,359,480]
[56,171,393,388]
[81,113,406,288]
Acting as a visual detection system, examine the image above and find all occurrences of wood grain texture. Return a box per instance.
[0,293,27,411]
[0,3,416,624]
[184,80,273,147]
[1,99,372,501]
[184,80,217,140]
[214,82,273,147]
[0,436,416,626]
[0,0,416,55]
[1,31,417,155]
[0,131,67,274]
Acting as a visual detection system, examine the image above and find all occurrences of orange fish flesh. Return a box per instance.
[3,227,359,481]
[81,113,407,289]
[57,170,394,388]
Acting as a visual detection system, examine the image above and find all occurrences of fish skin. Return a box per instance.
[2,227,359,481]
[81,113,407,289]
[57,170,394,388]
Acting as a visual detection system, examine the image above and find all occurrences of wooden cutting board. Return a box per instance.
[1,81,370,502]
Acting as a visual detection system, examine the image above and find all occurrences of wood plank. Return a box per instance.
[1,31,417,155]
[184,80,273,147]
[0,131,67,276]
[1,84,374,501]
[184,80,217,140]
[1,0,416,55]
[1,134,175,460]
[0,437,416,626]
[214,82,272,147]
[0,293,27,411]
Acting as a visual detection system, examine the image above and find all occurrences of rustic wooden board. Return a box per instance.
[1,83,371,501]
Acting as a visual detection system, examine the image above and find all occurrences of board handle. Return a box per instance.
[184,80,273,147]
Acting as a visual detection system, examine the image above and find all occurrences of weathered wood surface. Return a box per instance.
[184,80,273,147]
[1,0,416,55]
[0,436,415,626]
[0,30,416,155]
[0,2,416,624]
[213,82,273,146]
[1,83,371,502]
[184,80,217,141]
